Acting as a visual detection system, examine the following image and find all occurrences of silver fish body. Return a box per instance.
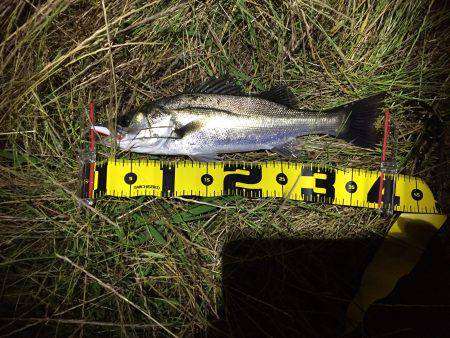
[95,78,383,160]
[151,94,342,155]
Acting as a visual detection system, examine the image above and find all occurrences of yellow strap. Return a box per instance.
[346,213,447,330]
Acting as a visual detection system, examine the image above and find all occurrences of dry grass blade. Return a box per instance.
[56,254,176,337]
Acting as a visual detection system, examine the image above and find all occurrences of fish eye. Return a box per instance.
[133,112,145,124]
[118,110,149,129]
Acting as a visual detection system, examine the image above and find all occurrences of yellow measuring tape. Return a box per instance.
[88,158,446,331]
[92,158,441,214]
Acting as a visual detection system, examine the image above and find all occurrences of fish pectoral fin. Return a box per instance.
[189,153,220,162]
[173,120,203,138]
[272,139,303,158]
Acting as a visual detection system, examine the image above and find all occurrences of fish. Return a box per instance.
[93,77,384,161]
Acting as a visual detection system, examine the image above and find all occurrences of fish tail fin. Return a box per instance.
[331,94,385,148]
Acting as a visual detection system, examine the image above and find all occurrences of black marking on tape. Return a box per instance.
[346,181,357,193]
[276,173,288,185]
[350,168,354,205]
[124,172,137,185]
[201,174,213,186]
[161,163,175,197]
[367,176,400,208]
[411,188,423,201]
[129,160,133,196]
[223,163,262,197]
[300,165,336,201]
[94,162,107,198]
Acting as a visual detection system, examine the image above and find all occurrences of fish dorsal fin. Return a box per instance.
[187,77,243,96]
[256,86,297,108]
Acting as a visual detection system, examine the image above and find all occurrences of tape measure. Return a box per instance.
[87,159,441,214]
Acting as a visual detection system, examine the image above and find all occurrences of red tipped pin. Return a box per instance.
[89,101,95,199]
[378,109,390,209]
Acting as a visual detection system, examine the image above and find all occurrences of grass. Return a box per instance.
[1,0,449,336]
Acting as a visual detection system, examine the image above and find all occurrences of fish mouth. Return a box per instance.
[92,125,124,141]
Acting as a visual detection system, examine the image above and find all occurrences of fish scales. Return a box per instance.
[159,94,342,155]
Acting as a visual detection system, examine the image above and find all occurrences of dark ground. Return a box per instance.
[205,219,450,337]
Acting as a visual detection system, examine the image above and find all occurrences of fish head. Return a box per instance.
[93,105,174,153]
